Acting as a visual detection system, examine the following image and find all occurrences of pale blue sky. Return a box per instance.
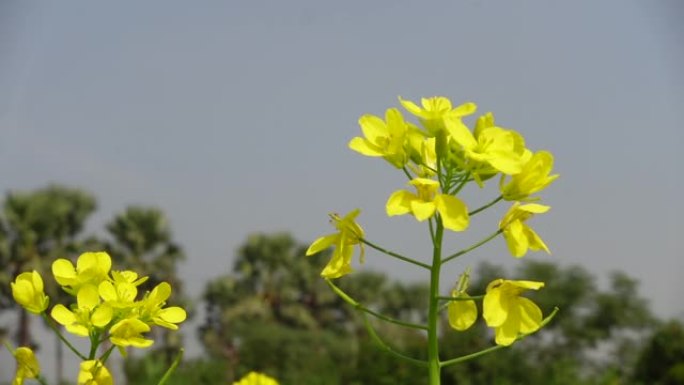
[1,0,683,378]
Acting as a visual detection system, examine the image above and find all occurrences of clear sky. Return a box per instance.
[1,0,683,379]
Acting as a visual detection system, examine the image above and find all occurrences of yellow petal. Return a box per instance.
[91,306,113,328]
[483,284,508,327]
[386,190,416,216]
[448,297,478,331]
[517,297,543,334]
[159,307,187,323]
[410,200,436,221]
[504,221,527,258]
[348,137,384,156]
[306,234,338,256]
[434,194,469,232]
[51,305,77,326]
[358,114,386,143]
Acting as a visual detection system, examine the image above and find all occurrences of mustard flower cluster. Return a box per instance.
[9,251,187,385]
[308,95,559,365]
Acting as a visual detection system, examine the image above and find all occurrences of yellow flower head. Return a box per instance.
[78,360,113,385]
[483,279,545,346]
[501,150,559,201]
[52,252,112,295]
[233,371,279,385]
[138,282,187,330]
[51,285,113,337]
[109,317,154,348]
[399,96,476,134]
[386,178,469,232]
[445,113,527,183]
[306,209,365,279]
[349,108,409,168]
[12,347,40,385]
[447,269,477,331]
[11,271,49,314]
[499,202,550,258]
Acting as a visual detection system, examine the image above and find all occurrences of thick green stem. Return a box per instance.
[428,219,444,385]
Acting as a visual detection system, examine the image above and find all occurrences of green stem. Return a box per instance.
[157,349,184,385]
[442,230,503,264]
[427,219,444,385]
[402,167,414,181]
[440,307,559,368]
[362,314,427,367]
[449,172,470,195]
[469,195,503,216]
[42,313,87,360]
[99,345,116,364]
[88,334,99,360]
[360,239,430,270]
[326,279,428,330]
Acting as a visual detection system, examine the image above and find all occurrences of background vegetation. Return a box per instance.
[1,185,682,385]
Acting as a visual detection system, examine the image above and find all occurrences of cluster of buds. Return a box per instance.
[9,251,187,385]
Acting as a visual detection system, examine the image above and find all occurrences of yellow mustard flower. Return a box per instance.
[483,279,545,346]
[233,371,279,385]
[52,252,112,295]
[77,360,113,385]
[138,282,187,330]
[12,347,40,385]
[448,291,477,331]
[386,178,469,232]
[445,112,527,182]
[109,317,153,348]
[306,209,365,279]
[11,271,49,314]
[501,150,559,201]
[448,269,477,331]
[349,108,409,168]
[51,285,113,337]
[98,280,138,309]
[499,202,550,258]
[399,96,476,134]
[111,270,148,287]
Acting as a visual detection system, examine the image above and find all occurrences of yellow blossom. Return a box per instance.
[12,347,40,385]
[445,112,527,184]
[77,360,113,385]
[399,96,476,134]
[499,202,550,258]
[483,279,545,346]
[349,108,409,168]
[386,178,469,232]
[306,209,365,279]
[447,268,477,331]
[109,317,153,348]
[138,282,187,330]
[52,252,112,295]
[11,271,49,314]
[51,285,113,337]
[501,150,559,201]
[233,371,279,385]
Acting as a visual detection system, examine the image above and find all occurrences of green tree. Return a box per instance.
[633,320,684,385]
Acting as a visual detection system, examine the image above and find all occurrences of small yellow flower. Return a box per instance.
[233,371,279,385]
[51,285,113,337]
[447,269,477,331]
[138,282,187,330]
[386,178,469,232]
[52,252,112,295]
[12,347,40,385]
[499,202,550,258]
[109,317,154,348]
[349,108,409,168]
[445,112,526,180]
[399,96,476,134]
[306,209,365,279]
[11,271,49,314]
[501,150,559,201]
[78,360,113,385]
[483,279,545,346]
